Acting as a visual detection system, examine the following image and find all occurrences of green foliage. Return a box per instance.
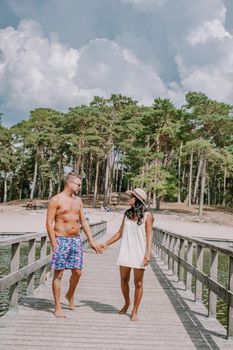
[1,92,233,207]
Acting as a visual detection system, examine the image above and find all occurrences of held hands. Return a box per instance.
[90,241,108,254]
[90,241,103,254]
[100,243,108,251]
[143,254,151,267]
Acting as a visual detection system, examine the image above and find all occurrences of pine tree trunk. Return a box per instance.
[104,150,111,206]
[93,160,100,208]
[115,164,119,192]
[76,139,83,173]
[80,159,84,180]
[8,175,13,201]
[49,177,53,199]
[118,163,124,200]
[39,146,45,198]
[148,191,151,208]
[213,175,217,205]
[30,156,38,199]
[187,150,193,207]
[181,160,186,195]
[156,197,161,210]
[207,179,210,205]
[140,164,145,188]
[130,179,133,190]
[218,179,221,205]
[3,172,7,202]
[109,148,116,199]
[87,152,93,194]
[127,178,129,191]
[193,158,202,203]
[177,143,182,204]
[152,192,156,208]
[18,187,22,200]
[38,175,43,198]
[222,166,227,206]
[57,154,63,193]
[198,159,207,220]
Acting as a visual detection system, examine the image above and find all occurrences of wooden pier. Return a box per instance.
[0,213,233,349]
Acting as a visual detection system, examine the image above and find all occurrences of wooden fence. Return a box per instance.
[153,227,233,338]
[0,221,107,310]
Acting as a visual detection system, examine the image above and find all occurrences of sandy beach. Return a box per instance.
[0,203,232,240]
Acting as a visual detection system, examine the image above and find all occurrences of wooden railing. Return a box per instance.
[152,227,233,338]
[0,221,107,310]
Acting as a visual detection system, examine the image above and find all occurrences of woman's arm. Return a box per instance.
[143,212,154,266]
[102,216,125,250]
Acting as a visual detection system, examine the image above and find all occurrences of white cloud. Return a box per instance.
[175,40,233,103]
[0,20,81,112]
[181,67,233,102]
[0,19,177,122]
[75,38,169,102]
[187,19,231,45]
[1,0,233,125]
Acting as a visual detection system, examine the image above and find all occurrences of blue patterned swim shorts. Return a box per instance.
[50,235,83,270]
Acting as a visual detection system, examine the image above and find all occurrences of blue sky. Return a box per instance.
[0,0,233,125]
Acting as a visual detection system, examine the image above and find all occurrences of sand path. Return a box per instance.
[0,205,232,240]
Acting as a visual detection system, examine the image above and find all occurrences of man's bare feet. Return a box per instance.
[119,301,130,314]
[130,312,138,321]
[65,293,76,310]
[54,308,66,318]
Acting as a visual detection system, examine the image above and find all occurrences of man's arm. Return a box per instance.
[46,198,58,252]
[79,201,101,253]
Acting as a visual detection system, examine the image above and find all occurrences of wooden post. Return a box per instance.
[27,239,36,296]
[165,234,169,266]
[208,249,218,318]
[173,237,179,277]
[39,236,47,285]
[195,244,203,302]
[155,229,160,256]
[227,256,233,338]
[178,239,185,283]
[186,241,193,292]
[153,229,158,256]
[161,232,166,263]
[9,243,20,309]
[158,231,163,260]
[168,236,174,272]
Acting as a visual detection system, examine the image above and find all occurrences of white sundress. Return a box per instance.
[116,212,149,269]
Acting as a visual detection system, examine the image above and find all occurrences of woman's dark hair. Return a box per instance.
[125,196,146,225]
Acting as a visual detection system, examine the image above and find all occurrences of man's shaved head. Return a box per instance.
[64,172,81,185]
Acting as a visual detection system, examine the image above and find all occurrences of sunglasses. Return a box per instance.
[71,181,81,187]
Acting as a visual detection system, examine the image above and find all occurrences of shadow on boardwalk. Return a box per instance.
[151,259,222,350]
[19,297,62,314]
[80,300,119,314]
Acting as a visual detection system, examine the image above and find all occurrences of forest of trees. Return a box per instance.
[0,91,233,218]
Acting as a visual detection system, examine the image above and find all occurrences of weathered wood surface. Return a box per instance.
[154,227,233,338]
[0,212,233,349]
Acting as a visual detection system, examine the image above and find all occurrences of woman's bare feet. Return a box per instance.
[54,308,66,318]
[119,300,130,314]
[130,311,138,321]
[65,293,76,310]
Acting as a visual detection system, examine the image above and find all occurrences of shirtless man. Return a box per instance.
[46,172,101,318]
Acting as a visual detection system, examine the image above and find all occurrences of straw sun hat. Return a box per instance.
[126,188,147,206]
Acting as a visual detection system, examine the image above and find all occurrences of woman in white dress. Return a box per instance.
[101,188,153,321]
